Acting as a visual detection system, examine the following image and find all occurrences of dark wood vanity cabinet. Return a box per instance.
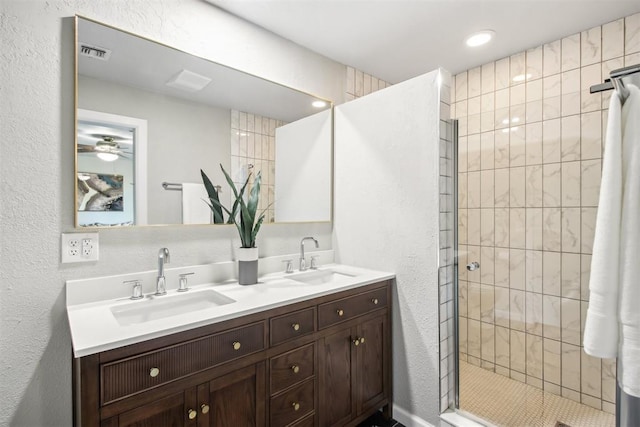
[73,280,392,427]
[318,315,389,427]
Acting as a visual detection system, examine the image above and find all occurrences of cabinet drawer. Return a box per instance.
[270,378,315,427]
[101,321,265,404]
[270,343,314,394]
[270,307,315,346]
[318,287,387,329]
[289,413,315,427]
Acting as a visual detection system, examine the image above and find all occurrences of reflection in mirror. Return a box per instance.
[75,17,333,228]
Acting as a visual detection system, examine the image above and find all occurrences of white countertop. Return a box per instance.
[67,263,394,358]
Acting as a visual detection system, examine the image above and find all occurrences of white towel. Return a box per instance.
[584,84,640,398]
[181,183,211,224]
[584,88,623,359]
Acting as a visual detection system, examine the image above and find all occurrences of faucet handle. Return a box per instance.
[124,280,143,300]
[310,256,320,270]
[178,272,194,292]
[282,259,294,274]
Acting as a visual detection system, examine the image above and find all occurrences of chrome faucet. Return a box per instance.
[155,248,170,296]
[299,237,319,271]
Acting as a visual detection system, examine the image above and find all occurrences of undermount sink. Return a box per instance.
[110,289,235,326]
[289,269,356,285]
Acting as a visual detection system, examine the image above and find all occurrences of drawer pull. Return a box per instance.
[149,367,160,378]
[201,404,210,414]
[233,341,241,351]
[292,323,300,331]
[372,298,379,305]
[291,365,300,374]
[188,409,197,420]
[352,337,360,346]
[292,402,301,411]
[337,309,344,317]
[360,337,365,344]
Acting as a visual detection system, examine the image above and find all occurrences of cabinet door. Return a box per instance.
[198,362,266,427]
[356,315,387,415]
[318,327,354,427]
[105,390,197,427]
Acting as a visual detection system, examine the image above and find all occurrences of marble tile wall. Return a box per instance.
[453,12,640,414]
[230,110,280,222]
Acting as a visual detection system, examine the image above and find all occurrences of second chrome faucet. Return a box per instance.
[299,237,319,271]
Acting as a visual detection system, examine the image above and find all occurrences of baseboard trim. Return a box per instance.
[393,405,435,427]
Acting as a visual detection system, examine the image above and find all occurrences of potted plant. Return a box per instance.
[201,164,266,285]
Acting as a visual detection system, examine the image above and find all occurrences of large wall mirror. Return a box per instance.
[75,16,333,228]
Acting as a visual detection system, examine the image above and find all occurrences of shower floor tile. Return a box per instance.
[459,361,615,427]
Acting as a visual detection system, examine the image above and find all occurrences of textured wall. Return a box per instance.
[334,70,442,425]
[454,12,640,416]
[0,1,345,425]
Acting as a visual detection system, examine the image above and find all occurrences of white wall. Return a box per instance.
[0,1,344,425]
[275,109,332,222]
[334,70,442,425]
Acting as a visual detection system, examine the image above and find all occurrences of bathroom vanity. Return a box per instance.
[69,264,393,427]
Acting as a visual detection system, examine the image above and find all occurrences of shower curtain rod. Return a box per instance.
[590,63,640,101]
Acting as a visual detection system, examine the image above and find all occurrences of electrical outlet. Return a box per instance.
[61,232,99,263]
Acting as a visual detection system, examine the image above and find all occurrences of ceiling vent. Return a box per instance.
[78,43,112,61]
[166,69,212,92]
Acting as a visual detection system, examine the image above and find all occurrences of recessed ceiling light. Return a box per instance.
[512,73,532,82]
[465,30,495,47]
[312,100,327,108]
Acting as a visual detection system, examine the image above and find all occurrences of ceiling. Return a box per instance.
[208,0,640,84]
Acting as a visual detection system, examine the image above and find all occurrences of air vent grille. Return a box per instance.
[78,43,112,61]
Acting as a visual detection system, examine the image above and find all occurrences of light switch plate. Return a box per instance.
[61,232,99,263]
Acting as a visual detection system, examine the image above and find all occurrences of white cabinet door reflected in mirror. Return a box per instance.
[75,16,332,228]
[275,110,332,222]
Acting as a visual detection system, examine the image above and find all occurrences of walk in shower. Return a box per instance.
[449,21,640,425]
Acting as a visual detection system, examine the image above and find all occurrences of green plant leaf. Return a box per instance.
[247,171,261,221]
[251,214,265,244]
[200,169,224,223]
[208,163,264,248]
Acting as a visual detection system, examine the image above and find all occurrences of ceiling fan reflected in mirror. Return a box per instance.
[77,135,132,162]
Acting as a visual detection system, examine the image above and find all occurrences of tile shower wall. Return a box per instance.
[453,12,640,414]
[230,110,280,222]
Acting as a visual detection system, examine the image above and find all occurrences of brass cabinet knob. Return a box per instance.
[360,337,365,344]
[233,341,241,351]
[188,409,197,420]
[337,309,344,316]
[291,365,300,374]
[149,367,160,378]
[292,323,300,331]
[372,298,379,305]
[292,402,300,411]
[201,404,210,414]
[352,338,360,346]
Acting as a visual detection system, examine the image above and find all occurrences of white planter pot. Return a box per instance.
[237,247,258,285]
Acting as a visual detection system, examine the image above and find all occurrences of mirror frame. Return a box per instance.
[74,15,334,229]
